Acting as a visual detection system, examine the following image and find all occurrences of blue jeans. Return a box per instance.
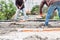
[45,2,60,26]
[14,8,28,20]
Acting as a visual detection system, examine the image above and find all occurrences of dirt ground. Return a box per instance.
[0,21,60,35]
[0,16,60,40]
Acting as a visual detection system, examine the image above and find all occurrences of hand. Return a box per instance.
[17,5,21,9]
[19,7,21,9]
[23,0,26,2]
[40,13,46,18]
[40,13,43,17]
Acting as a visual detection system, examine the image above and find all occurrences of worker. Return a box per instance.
[40,0,60,27]
[14,0,28,21]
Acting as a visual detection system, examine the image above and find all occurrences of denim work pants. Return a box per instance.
[14,8,28,20]
[45,2,60,26]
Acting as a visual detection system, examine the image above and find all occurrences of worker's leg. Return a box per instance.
[14,9,20,20]
[57,6,60,20]
[45,5,56,26]
[22,8,28,20]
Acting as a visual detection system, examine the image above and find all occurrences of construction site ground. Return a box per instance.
[0,15,60,40]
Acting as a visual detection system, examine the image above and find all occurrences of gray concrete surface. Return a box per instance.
[0,15,59,40]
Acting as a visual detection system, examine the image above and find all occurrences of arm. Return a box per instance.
[40,0,45,16]
[16,5,20,9]
[15,0,25,9]
[20,3,24,9]
[19,0,26,9]
[47,0,52,6]
[15,0,20,9]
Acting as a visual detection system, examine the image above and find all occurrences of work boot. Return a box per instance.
[36,15,42,19]
[39,23,48,28]
[39,23,52,28]
[19,16,28,22]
